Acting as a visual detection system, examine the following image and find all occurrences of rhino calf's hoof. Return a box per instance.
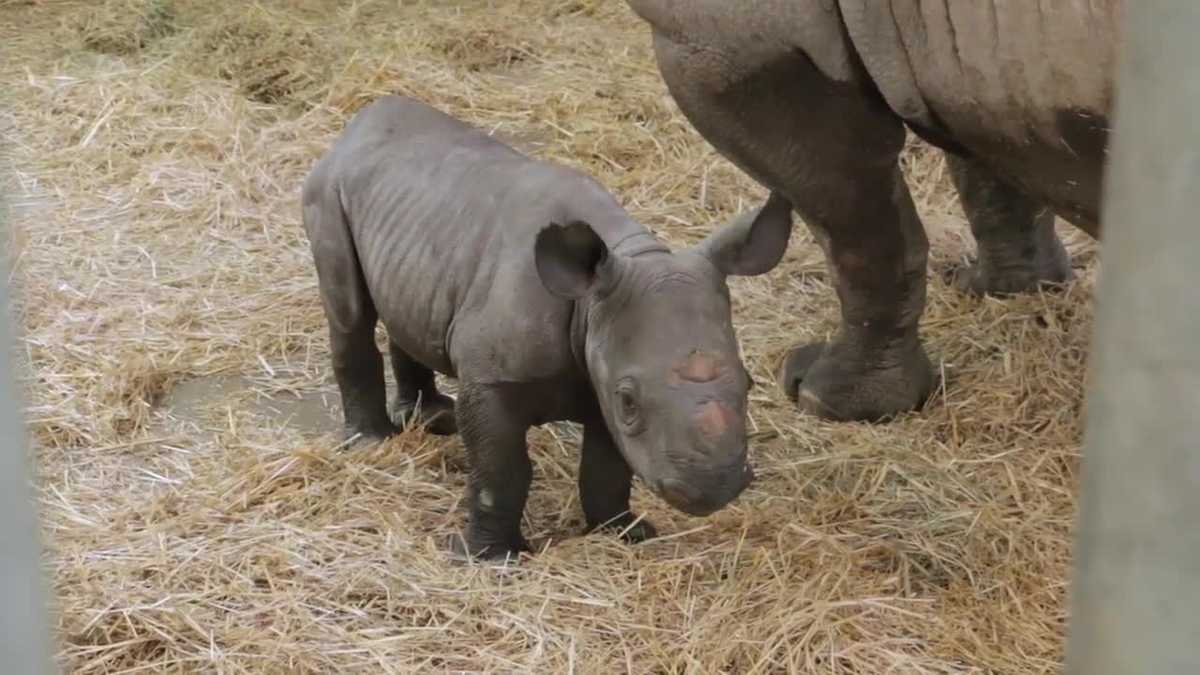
[449,531,531,563]
[587,513,658,544]
[779,339,935,422]
[343,420,401,448]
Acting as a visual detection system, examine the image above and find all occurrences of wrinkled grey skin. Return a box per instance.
[302,96,794,560]
[627,0,1120,422]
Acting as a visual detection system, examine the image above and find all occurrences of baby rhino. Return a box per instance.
[301,95,794,560]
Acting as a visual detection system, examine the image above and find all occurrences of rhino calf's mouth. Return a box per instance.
[655,461,755,517]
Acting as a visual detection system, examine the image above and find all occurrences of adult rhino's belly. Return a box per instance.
[841,0,1121,233]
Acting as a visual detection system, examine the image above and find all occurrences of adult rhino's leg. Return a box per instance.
[388,342,457,435]
[946,154,1072,295]
[649,34,933,422]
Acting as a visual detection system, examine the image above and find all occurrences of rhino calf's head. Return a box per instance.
[535,193,793,517]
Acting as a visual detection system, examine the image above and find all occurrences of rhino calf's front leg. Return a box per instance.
[579,422,657,543]
[454,384,534,560]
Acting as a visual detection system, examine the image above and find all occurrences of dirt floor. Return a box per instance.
[1,1,1099,672]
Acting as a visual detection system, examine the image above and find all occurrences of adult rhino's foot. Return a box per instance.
[778,338,935,422]
[947,154,1074,297]
[391,394,457,436]
[951,243,1073,296]
[586,513,658,545]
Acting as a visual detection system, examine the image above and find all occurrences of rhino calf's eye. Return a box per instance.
[615,378,642,429]
[619,391,638,421]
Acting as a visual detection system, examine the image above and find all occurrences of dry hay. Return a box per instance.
[1,0,1097,672]
[175,4,337,108]
[65,0,177,57]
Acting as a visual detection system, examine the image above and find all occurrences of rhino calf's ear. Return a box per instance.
[535,220,610,299]
[700,191,794,277]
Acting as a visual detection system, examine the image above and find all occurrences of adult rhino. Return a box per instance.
[628,0,1120,421]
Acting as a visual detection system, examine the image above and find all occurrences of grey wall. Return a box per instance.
[1065,4,1200,674]
[0,180,56,671]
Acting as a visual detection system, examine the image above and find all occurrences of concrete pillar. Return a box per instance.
[0,190,56,670]
[1064,4,1200,674]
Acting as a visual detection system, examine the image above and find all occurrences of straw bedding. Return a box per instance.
[1,0,1098,672]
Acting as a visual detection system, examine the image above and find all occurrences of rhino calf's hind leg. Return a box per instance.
[388,342,457,435]
[305,200,398,442]
[579,421,657,543]
[947,154,1072,295]
[328,317,399,443]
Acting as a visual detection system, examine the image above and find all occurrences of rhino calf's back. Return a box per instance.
[303,95,588,381]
